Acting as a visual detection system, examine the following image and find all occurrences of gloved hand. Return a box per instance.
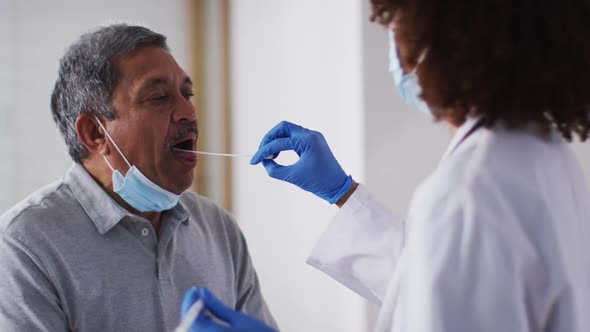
[250,121,353,204]
[180,287,276,332]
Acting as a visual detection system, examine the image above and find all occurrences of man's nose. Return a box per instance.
[172,94,197,123]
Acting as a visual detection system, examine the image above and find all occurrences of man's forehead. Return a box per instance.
[115,46,191,88]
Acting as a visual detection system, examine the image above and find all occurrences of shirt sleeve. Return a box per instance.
[0,232,68,331]
[226,216,278,329]
[306,184,405,305]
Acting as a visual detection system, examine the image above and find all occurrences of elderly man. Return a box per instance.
[0,24,276,331]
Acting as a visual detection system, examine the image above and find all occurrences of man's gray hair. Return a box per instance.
[50,24,168,163]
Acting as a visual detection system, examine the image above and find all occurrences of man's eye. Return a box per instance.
[183,92,195,100]
[151,95,169,101]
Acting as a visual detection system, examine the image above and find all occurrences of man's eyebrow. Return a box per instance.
[138,76,193,93]
[138,77,169,92]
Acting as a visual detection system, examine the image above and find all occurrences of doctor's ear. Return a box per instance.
[75,113,109,156]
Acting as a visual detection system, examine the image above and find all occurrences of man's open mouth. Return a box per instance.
[170,129,197,152]
[171,138,196,152]
[169,132,198,167]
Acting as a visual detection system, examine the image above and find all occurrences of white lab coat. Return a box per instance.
[307,118,590,331]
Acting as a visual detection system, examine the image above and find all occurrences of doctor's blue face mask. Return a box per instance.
[388,30,430,115]
[93,116,180,212]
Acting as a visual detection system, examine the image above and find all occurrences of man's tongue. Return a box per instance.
[172,139,195,153]
[172,147,194,153]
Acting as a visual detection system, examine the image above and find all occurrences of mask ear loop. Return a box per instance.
[93,115,133,169]
[411,48,428,75]
[102,155,116,172]
[389,28,428,76]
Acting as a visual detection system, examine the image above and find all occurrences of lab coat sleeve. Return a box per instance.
[384,186,541,332]
[306,184,404,305]
[0,232,68,331]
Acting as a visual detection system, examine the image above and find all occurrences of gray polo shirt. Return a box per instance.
[0,164,276,331]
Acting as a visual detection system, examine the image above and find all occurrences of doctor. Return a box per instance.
[181,0,590,331]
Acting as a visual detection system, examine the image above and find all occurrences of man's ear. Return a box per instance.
[75,113,109,156]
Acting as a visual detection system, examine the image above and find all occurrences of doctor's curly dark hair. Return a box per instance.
[370,0,590,141]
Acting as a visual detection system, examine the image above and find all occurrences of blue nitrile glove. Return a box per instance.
[181,287,276,332]
[250,121,353,204]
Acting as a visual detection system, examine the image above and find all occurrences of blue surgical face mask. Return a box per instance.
[94,116,180,212]
[388,30,430,114]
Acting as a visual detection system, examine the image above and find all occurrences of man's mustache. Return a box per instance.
[169,124,199,147]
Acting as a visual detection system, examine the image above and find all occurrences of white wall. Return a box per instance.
[0,0,16,212]
[0,0,190,212]
[572,142,590,189]
[229,1,369,331]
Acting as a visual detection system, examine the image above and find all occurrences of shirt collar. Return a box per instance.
[64,163,189,234]
[440,116,483,162]
[168,198,190,225]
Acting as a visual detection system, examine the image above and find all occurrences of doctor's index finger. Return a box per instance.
[251,122,296,165]
[258,121,306,147]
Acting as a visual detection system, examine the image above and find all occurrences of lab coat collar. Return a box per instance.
[440,116,483,162]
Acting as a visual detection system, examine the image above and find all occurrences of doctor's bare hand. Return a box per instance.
[250,121,354,204]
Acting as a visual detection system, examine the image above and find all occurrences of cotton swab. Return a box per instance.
[173,148,273,159]
[193,151,253,158]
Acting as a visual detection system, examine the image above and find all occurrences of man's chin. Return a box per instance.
[171,174,194,194]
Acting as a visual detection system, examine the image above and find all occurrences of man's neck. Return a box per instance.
[104,184,163,233]
[82,161,163,232]
[136,211,162,232]
[107,185,163,233]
